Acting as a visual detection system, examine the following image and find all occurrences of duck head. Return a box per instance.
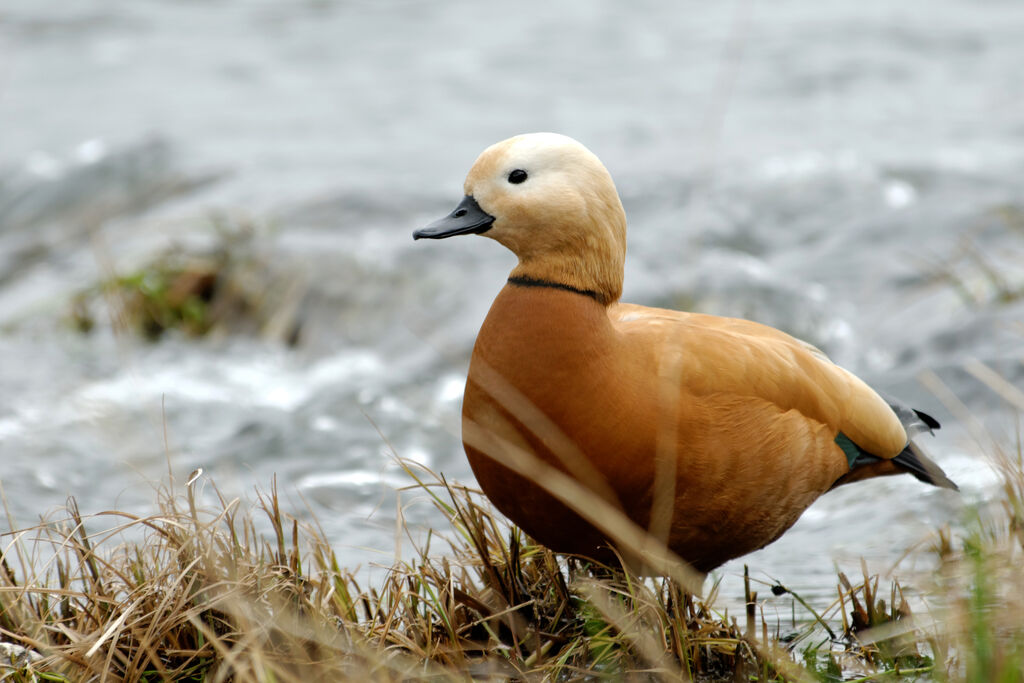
[414,133,628,305]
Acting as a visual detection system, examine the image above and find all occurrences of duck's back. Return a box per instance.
[609,302,909,457]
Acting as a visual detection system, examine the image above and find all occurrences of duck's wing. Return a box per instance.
[612,302,833,359]
[612,303,956,489]
[609,302,907,459]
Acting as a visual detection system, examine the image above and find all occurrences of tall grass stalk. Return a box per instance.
[1,366,1022,682]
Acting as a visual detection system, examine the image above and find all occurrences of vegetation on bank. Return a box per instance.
[68,216,305,345]
[0,464,788,682]
[0,397,1022,683]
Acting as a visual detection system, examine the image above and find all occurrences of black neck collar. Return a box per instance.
[507,275,607,305]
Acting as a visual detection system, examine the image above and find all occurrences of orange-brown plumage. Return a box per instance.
[415,133,956,573]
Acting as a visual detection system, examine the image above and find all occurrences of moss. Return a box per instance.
[70,216,304,344]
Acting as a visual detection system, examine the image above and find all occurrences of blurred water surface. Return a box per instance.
[2,0,1023,606]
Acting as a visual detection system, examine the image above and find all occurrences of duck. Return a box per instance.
[413,133,957,574]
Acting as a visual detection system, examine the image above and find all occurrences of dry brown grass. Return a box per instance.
[0,459,823,682]
[2,359,1023,682]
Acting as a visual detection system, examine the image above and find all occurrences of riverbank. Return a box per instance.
[2,396,1021,681]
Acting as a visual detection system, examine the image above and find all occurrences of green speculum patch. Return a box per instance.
[835,432,869,470]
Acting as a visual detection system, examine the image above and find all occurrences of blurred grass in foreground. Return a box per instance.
[0,385,1021,683]
[0,464,782,681]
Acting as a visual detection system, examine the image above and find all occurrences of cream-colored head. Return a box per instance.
[418,133,627,305]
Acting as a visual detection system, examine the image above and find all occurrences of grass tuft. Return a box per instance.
[0,464,813,682]
[68,215,306,344]
[1,399,1022,681]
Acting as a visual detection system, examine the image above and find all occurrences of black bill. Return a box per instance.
[413,195,495,240]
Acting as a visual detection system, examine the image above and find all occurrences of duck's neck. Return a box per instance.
[506,274,608,306]
[508,248,623,307]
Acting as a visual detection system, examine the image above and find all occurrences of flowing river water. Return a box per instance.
[2,0,1023,613]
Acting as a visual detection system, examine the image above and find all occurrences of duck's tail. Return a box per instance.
[884,395,958,490]
[832,396,958,491]
[891,440,959,490]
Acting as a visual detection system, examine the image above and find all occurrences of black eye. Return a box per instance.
[507,169,528,184]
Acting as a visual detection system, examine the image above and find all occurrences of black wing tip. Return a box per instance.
[912,409,941,431]
[893,446,959,491]
[882,394,941,436]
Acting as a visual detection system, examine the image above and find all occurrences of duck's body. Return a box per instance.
[415,133,956,572]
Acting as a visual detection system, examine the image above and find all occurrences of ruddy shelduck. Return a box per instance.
[414,133,957,573]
